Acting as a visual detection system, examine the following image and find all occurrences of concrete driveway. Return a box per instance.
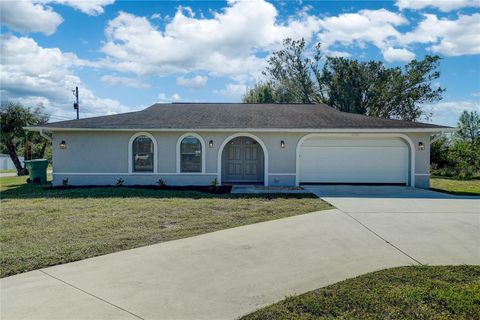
[1,186,479,320]
[305,185,479,265]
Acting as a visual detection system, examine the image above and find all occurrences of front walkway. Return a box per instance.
[1,187,479,320]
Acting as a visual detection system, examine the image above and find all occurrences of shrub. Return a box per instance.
[430,136,450,170]
[157,178,167,188]
[431,139,480,179]
[446,141,480,179]
[210,178,219,192]
[116,178,124,187]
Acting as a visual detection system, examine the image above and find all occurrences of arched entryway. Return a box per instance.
[218,135,267,185]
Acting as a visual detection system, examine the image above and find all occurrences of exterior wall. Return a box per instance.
[407,132,431,189]
[52,130,432,188]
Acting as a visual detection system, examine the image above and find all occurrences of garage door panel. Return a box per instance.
[299,138,408,184]
[302,138,407,148]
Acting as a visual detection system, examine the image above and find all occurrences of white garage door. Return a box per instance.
[299,137,409,184]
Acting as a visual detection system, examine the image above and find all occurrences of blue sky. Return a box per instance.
[1,0,479,126]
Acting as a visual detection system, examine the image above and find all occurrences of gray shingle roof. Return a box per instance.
[37,103,450,130]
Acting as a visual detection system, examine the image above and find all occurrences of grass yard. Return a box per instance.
[241,265,480,320]
[0,176,331,278]
[430,177,480,196]
[0,169,17,174]
[0,164,53,174]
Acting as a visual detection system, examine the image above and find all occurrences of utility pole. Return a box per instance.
[73,86,79,119]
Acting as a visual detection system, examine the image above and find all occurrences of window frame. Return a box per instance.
[128,132,158,173]
[176,133,206,173]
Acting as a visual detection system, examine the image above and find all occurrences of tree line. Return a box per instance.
[243,38,444,122]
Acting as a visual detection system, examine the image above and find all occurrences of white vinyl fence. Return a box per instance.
[0,154,24,170]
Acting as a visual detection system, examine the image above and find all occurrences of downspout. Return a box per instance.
[39,129,52,142]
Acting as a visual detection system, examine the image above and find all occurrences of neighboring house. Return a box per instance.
[0,154,24,170]
[27,103,453,188]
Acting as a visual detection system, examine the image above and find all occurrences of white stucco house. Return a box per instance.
[27,103,452,188]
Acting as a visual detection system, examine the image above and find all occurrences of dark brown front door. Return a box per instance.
[222,137,264,183]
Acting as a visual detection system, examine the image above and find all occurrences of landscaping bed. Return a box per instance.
[0,176,331,277]
[49,184,233,194]
[241,265,480,320]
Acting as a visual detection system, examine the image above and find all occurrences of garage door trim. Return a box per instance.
[295,133,415,187]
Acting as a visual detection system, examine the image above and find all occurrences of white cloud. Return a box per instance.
[324,50,352,58]
[319,10,480,59]
[213,83,247,100]
[397,0,480,12]
[101,75,149,88]
[0,0,63,35]
[316,9,420,62]
[0,0,114,35]
[178,5,195,18]
[318,9,407,52]
[424,100,480,127]
[151,13,161,20]
[46,0,115,15]
[383,47,416,62]
[100,0,321,79]
[176,75,208,89]
[0,34,129,119]
[157,93,182,103]
[317,9,480,61]
[400,13,480,56]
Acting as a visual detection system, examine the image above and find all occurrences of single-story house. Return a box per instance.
[28,103,453,188]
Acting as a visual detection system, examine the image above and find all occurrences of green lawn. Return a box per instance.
[0,169,17,174]
[431,177,480,196]
[241,265,480,320]
[0,164,53,174]
[0,176,331,278]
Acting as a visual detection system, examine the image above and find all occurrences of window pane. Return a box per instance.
[181,137,201,172]
[133,136,153,172]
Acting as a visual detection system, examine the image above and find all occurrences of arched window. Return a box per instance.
[132,135,154,172]
[180,136,202,172]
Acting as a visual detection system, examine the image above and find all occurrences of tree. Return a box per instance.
[243,82,276,103]
[320,55,444,121]
[430,135,450,171]
[0,101,50,175]
[262,38,319,104]
[430,111,480,179]
[456,110,480,143]
[244,38,445,121]
[445,141,480,179]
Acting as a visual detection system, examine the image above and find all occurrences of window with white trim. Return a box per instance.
[132,135,154,172]
[180,136,202,172]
